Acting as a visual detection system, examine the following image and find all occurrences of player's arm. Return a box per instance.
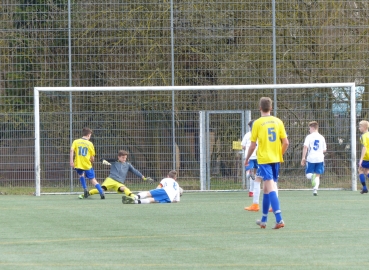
[281,137,289,155]
[100,158,117,164]
[359,146,366,167]
[244,141,256,165]
[127,164,154,183]
[69,148,75,167]
[301,145,308,166]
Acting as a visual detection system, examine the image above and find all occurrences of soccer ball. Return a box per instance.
[179,187,184,196]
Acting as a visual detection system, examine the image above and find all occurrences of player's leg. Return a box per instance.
[85,169,105,199]
[244,167,261,211]
[248,161,257,197]
[134,189,169,204]
[134,197,155,204]
[136,191,152,199]
[245,168,251,190]
[312,162,323,196]
[116,183,136,198]
[245,177,260,211]
[270,163,284,228]
[359,161,369,194]
[88,177,109,197]
[75,169,88,198]
[305,162,318,194]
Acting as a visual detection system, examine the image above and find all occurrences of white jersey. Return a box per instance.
[160,177,180,202]
[241,131,257,160]
[304,132,327,163]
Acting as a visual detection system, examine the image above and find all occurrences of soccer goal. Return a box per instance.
[34,83,357,196]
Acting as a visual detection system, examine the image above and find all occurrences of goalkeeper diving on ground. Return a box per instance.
[79,150,154,199]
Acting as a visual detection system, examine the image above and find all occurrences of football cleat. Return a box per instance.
[360,189,368,194]
[83,189,89,199]
[272,220,285,229]
[244,203,259,212]
[78,194,84,199]
[313,190,318,196]
[100,194,105,199]
[248,192,253,197]
[122,195,135,204]
[256,220,266,229]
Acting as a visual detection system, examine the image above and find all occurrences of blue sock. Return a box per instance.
[95,184,104,195]
[269,191,282,223]
[360,174,367,190]
[79,176,87,190]
[261,194,270,223]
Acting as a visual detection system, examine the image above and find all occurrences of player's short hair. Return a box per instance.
[308,121,319,129]
[118,150,129,156]
[359,120,369,129]
[168,170,177,179]
[259,97,272,112]
[82,127,93,136]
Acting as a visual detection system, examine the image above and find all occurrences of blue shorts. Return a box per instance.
[75,168,95,179]
[305,162,324,175]
[150,189,171,203]
[257,163,280,182]
[361,160,369,169]
[245,159,258,171]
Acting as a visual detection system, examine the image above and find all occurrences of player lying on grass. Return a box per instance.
[122,170,182,204]
[79,150,154,199]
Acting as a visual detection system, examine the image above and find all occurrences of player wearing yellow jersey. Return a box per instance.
[245,97,289,229]
[70,127,105,199]
[358,120,369,194]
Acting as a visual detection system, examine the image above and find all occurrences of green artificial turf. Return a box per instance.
[1,191,368,269]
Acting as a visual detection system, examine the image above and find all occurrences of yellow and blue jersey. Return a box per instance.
[360,132,369,161]
[251,116,287,164]
[71,138,95,170]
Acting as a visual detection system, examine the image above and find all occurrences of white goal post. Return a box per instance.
[34,83,357,196]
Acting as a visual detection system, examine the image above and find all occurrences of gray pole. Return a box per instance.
[272,0,277,115]
[68,0,74,191]
[170,0,176,170]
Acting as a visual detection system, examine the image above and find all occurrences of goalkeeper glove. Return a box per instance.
[143,177,154,183]
[102,159,111,166]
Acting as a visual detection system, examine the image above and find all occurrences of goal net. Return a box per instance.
[34,83,357,196]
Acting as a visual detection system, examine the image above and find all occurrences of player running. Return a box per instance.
[301,121,327,196]
[70,127,105,199]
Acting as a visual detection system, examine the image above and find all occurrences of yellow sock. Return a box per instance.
[89,189,99,196]
[123,187,133,196]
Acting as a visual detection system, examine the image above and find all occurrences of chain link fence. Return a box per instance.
[1,1,368,194]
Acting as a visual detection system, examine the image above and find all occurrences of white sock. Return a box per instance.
[274,182,279,197]
[139,198,151,204]
[246,173,250,190]
[137,192,147,199]
[314,177,320,190]
[253,181,261,204]
[250,179,254,193]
